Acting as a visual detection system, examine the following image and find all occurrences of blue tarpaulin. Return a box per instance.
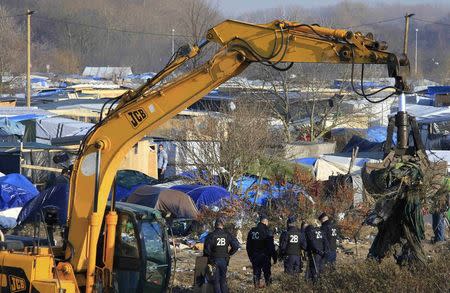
[17,183,69,226]
[17,170,157,225]
[170,185,230,208]
[426,86,450,96]
[234,176,297,206]
[292,158,317,166]
[367,126,397,143]
[0,173,38,211]
[0,118,25,136]
[113,170,158,202]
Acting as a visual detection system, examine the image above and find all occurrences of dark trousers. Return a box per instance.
[284,255,302,274]
[323,250,337,265]
[251,254,271,285]
[212,258,228,293]
[305,253,323,281]
[158,168,165,181]
[432,213,446,242]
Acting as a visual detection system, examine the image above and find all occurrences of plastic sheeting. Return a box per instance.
[114,170,158,202]
[313,155,378,205]
[0,174,38,211]
[234,176,306,206]
[35,117,94,142]
[342,136,384,153]
[0,118,25,136]
[0,207,22,229]
[170,185,230,208]
[126,186,198,219]
[17,183,69,226]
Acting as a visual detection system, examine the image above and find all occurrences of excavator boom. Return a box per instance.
[1,19,408,293]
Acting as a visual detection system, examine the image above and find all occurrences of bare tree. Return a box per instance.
[0,6,25,93]
[165,97,281,188]
[179,0,222,68]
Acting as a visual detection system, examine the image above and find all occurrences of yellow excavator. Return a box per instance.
[0,19,408,292]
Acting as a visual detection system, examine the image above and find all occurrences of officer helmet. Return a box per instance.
[259,214,268,222]
[318,212,329,222]
[287,215,297,226]
[214,217,225,228]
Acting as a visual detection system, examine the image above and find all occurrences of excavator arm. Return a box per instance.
[64,19,407,291]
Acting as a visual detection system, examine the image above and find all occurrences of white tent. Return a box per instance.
[313,151,450,204]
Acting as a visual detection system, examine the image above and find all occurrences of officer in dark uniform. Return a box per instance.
[246,214,277,288]
[303,220,327,281]
[319,212,338,265]
[279,216,306,275]
[204,217,240,293]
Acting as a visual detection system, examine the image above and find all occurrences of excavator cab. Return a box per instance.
[104,202,171,293]
[3,202,170,293]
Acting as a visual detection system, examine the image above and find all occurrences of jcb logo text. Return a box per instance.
[127,109,148,128]
[9,276,26,292]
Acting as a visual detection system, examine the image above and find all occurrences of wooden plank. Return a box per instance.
[21,164,62,173]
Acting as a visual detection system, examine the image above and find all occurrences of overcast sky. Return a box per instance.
[219,0,448,17]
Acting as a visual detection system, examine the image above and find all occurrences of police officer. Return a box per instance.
[204,217,240,293]
[279,216,306,275]
[319,212,338,265]
[303,220,327,281]
[246,214,277,288]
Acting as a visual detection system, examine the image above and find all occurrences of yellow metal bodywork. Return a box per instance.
[67,19,403,292]
[0,250,77,292]
[0,19,405,293]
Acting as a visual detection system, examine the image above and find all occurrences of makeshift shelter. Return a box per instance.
[0,118,25,143]
[17,183,69,226]
[170,184,230,208]
[126,186,198,219]
[17,170,159,225]
[234,176,308,206]
[0,207,22,229]
[114,170,158,202]
[342,136,384,153]
[313,155,376,204]
[23,117,93,144]
[0,173,38,211]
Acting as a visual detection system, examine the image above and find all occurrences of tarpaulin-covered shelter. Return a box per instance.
[16,183,69,226]
[342,136,384,153]
[22,117,93,144]
[170,184,230,208]
[126,186,198,219]
[17,169,158,225]
[114,170,158,202]
[0,173,38,211]
[234,176,308,206]
[0,118,25,142]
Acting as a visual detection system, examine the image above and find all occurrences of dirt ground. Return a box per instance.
[169,222,448,292]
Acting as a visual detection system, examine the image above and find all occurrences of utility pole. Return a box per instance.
[403,13,414,55]
[171,28,175,56]
[26,10,34,107]
[415,28,419,76]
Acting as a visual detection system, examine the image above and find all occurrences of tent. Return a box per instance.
[0,173,38,211]
[114,170,158,201]
[17,170,159,225]
[126,186,198,219]
[234,176,308,206]
[170,184,230,208]
[17,183,69,226]
[342,135,384,153]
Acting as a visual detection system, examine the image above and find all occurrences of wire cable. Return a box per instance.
[0,13,29,19]
[33,15,193,37]
[344,17,404,29]
[349,47,397,103]
[414,18,450,27]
